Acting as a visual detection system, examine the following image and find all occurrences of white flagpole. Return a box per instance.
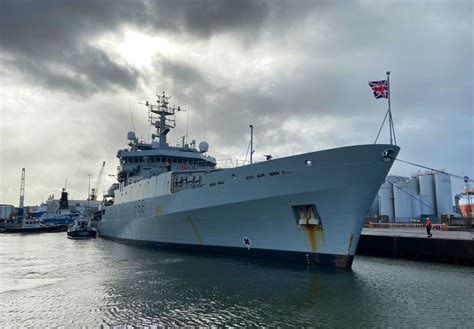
[386,71,393,145]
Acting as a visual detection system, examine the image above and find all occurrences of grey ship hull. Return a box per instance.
[98,144,399,268]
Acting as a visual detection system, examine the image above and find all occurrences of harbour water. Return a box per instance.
[0,233,472,327]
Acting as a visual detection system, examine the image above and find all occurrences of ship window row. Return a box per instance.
[245,170,292,180]
[209,181,224,187]
[208,170,292,187]
[122,156,213,167]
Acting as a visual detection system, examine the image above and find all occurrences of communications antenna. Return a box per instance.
[140,92,184,148]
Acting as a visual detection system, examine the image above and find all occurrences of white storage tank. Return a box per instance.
[408,177,419,195]
[411,197,421,219]
[434,172,454,217]
[378,182,394,222]
[418,173,436,216]
[408,178,421,219]
[393,182,412,222]
[368,197,379,217]
[0,204,14,219]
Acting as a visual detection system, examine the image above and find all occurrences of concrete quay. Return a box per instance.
[356,228,474,265]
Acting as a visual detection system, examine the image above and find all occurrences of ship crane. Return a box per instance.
[90,161,106,201]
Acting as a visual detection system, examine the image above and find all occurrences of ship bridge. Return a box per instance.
[115,92,217,185]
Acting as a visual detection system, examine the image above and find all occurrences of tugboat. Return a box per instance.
[67,213,97,239]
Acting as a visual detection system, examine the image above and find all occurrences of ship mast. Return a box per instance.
[143,92,182,148]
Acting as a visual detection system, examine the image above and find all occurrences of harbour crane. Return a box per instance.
[19,168,25,209]
[90,161,106,201]
[15,168,26,219]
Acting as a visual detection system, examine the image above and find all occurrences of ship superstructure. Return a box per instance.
[108,93,216,193]
[98,92,400,268]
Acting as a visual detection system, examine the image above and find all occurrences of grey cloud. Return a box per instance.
[0,0,144,95]
[0,0,143,57]
[145,0,270,38]
[3,56,94,95]
[0,0,324,96]
[71,47,139,92]
[2,46,139,96]
[0,0,279,96]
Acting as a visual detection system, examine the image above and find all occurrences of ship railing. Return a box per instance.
[367,222,450,231]
[217,158,254,168]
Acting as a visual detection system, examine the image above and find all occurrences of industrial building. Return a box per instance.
[368,171,454,223]
[0,204,14,219]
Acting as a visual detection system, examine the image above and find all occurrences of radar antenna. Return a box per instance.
[140,92,184,148]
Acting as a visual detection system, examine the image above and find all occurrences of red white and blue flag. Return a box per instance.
[369,80,389,99]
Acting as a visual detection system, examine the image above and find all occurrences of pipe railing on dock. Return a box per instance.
[367,222,450,231]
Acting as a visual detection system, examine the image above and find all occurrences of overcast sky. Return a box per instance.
[1,0,472,206]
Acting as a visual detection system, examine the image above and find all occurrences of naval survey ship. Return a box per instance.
[97,92,399,268]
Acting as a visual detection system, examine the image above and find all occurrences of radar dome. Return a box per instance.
[127,131,136,140]
[199,141,209,153]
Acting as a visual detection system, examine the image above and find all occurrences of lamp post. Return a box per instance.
[87,173,92,207]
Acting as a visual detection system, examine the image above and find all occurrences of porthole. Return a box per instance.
[381,149,395,162]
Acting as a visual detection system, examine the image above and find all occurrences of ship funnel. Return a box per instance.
[127,131,136,140]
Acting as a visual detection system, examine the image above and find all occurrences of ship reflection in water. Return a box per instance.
[0,234,472,327]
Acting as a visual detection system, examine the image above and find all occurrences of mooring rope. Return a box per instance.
[390,157,473,183]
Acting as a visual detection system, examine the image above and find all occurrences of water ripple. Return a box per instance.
[1,234,472,327]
